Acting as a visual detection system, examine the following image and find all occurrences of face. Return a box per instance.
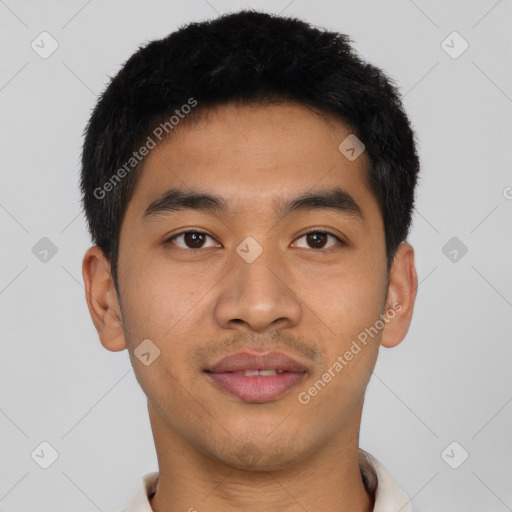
[84,101,417,471]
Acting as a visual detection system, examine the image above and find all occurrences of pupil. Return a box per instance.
[185,232,204,248]
[307,232,326,249]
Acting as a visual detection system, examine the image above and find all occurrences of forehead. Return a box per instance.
[125,101,380,224]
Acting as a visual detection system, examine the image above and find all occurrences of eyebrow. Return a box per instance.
[142,187,364,221]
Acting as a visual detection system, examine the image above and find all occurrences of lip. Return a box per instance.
[203,350,309,403]
[205,350,309,373]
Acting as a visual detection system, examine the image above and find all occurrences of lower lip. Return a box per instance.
[205,372,306,403]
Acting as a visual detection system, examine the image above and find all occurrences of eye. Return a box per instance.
[292,230,343,250]
[166,231,220,250]
[165,229,343,252]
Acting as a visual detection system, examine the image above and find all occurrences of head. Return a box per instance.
[81,10,419,471]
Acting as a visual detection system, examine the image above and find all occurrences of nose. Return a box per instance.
[213,248,302,334]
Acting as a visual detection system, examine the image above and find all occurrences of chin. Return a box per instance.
[214,438,309,472]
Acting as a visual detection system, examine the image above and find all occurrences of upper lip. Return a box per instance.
[204,350,309,373]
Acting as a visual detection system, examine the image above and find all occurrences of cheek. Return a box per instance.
[118,259,218,400]
[118,265,205,410]
[119,252,204,340]
[305,263,386,401]
[308,263,386,339]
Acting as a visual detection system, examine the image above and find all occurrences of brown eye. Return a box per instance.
[293,231,341,250]
[306,232,328,249]
[168,231,218,250]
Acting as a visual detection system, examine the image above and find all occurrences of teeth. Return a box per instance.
[236,369,287,376]
[258,369,277,376]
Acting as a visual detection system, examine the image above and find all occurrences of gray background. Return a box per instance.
[1,0,511,511]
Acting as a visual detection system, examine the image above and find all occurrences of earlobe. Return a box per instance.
[82,246,127,352]
[380,242,418,349]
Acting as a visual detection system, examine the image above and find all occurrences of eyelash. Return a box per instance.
[165,229,344,253]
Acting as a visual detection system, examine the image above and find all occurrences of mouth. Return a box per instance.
[203,351,309,403]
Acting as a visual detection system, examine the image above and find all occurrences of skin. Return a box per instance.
[83,102,417,512]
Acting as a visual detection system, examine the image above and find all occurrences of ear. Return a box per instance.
[380,242,418,349]
[82,246,127,352]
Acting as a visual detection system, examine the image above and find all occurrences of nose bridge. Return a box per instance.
[235,241,281,292]
[214,238,302,333]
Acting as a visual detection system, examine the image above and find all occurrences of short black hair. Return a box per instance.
[80,10,420,288]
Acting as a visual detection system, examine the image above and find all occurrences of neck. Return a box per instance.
[147,399,374,512]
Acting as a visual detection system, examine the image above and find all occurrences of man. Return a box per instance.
[81,10,419,512]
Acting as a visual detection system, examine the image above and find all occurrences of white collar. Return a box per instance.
[120,449,411,512]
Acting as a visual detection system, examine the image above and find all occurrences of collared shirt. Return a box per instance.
[119,448,412,512]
